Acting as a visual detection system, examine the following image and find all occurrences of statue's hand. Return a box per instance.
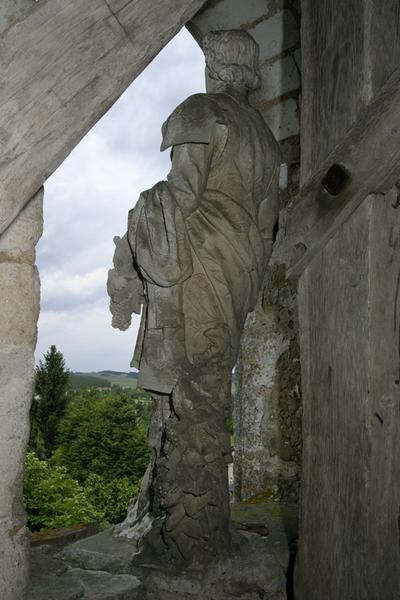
[107,233,145,330]
[110,301,132,331]
[107,268,144,331]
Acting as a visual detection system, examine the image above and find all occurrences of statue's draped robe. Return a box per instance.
[111,91,281,564]
[128,92,280,394]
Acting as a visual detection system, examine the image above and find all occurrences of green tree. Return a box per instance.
[84,474,140,524]
[55,387,151,484]
[29,345,70,457]
[23,452,101,531]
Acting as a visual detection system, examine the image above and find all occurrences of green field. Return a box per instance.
[70,370,138,390]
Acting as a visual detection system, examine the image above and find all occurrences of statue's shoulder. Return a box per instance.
[161,93,224,151]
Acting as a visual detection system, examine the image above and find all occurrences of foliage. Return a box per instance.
[55,387,151,484]
[28,400,46,458]
[30,345,70,457]
[23,453,101,531]
[83,474,140,525]
[25,370,152,532]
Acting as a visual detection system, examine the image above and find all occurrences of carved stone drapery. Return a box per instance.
[108,30,280,567]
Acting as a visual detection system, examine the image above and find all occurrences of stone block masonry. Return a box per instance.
[191,0,301,142]
[252,56,300,106]
[251,9,299,61]
[260,98,299,142]
[0,190,43,600]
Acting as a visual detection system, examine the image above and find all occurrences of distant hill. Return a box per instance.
[70,370,138,390]
[69,373,111,390]
[98,370,138,379]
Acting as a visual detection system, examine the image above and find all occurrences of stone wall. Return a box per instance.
[0,190,43,600]
[189,0,302,503]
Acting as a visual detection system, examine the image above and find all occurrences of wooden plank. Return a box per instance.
[366,189,400,598]
[0,0,207,237]
[367,0,400,95]
[300,0,368,183]
[295,192,400,600]
[279,64,400,279]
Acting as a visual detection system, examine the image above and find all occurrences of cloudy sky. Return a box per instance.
[35,29,205,373]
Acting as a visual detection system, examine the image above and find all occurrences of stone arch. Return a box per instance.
[0,1,301,597]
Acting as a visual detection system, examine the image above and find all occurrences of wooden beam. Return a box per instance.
[281,65,400,279]
[0,0,207,237]
[299,0,368,183]
[295,191,400,599]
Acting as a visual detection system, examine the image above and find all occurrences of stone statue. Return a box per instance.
[107,29,281,568]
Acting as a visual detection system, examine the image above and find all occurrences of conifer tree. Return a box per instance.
[30,345,70,457]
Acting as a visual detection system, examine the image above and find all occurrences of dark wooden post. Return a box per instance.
[295,192,400,598]
[289,1,400,597]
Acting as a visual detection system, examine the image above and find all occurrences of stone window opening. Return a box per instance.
[1,2,302,597]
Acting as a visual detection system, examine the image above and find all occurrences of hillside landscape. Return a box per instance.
[69,370,138,390]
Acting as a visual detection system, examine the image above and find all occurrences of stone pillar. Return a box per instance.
[234,263,301,503]
[0,189,43,600]
[231,0,302,504]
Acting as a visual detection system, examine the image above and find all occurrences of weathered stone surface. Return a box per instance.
[69,568,142,600]
[29,548,85,600]
[31,543,143,599]
[142,531,287,599]
[189,0,268,40]
[234,289,301,503]
[0,190,43,600]
[261,98,300,141]
[0,0,208,238]
[250,11,299,62]
[49,528,288,599]
[231,501,298,569]
[59,529,136,575]
[32,502,293,598]
[250,57,300,105]
[29,548,143,600]
[0,190,43,264]
[0,0,38,36]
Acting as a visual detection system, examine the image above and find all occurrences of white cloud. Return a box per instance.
[35,28,205,371]
[37,300,141,372]
[40,267,108,311]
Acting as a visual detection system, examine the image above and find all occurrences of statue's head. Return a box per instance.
[203,30,261,92]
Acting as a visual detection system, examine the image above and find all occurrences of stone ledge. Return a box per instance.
[30,503,296,599]
[29,546,143,600]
